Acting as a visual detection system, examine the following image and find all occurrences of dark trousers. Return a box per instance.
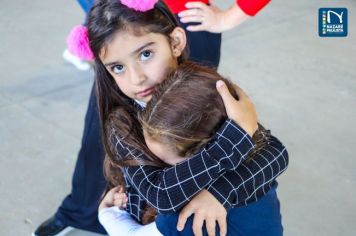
[55,85,107,233]
[180,22,222,69]
[55,2,107,233]
[155,185,283,236]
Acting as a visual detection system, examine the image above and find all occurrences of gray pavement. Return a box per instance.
[1,0,355,235]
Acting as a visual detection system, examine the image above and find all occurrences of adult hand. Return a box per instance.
[216,80,258,137]
[177,190,227,236]
[178,2,250,33]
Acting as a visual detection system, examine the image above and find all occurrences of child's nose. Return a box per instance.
[129,66,146,85]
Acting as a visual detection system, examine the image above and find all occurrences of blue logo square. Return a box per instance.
[319,8,348,37]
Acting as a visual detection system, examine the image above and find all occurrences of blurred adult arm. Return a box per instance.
[178,0,270,33]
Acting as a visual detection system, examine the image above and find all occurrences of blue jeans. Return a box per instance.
[77,0,94,14]
[77,0,94,25]
[156,185,283,236]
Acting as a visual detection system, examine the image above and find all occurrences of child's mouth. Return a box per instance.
[137,87,155,98]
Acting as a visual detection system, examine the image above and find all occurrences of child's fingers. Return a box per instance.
[118,186,125,193]
[177,206,194,231]
[113,195,128,208]
[113,193,125,204]
[232,83,249,100]
[186,24,205,32]
[109,186,118,193]
[178,8,201,18]
[121,197,128,208]
[111,186,127,208]
[216,80,237,107]
[106,186,120,197]
[217,215,227,236]
[104,186,120,202]
[113,198,123,207]
[99,187,120,211]
[114,192,127,201]
[180,16,204,23]
[114,192,127,198]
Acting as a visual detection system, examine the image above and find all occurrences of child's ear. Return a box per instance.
[170,27,186,57]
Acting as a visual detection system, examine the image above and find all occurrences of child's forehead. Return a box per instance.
[100,29,169,61]
[116,29,152,40]
[123,26,155,37]
[115,25,165,39]
[109,29,168,48]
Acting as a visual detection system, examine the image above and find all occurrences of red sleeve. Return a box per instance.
[236,0,271,16]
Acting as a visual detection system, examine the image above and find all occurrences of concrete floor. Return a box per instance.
[0,0,355,235]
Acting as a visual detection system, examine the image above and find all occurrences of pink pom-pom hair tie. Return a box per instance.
[66,1,161,60]
[121,0,159,12]
[66,25,95,61]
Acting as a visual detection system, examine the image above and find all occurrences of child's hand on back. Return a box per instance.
[216,80,258,137]
[177,189,227,236]
[98,186,128,212]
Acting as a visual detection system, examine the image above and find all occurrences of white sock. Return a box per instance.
[62,49,91,71]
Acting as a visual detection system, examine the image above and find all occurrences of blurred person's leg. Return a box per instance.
[55,84,106,233]
[33,85,107,235]
[77,0,95,15]
[180,21,222,68]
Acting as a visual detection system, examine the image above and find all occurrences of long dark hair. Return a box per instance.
[87,1,189,216]
[87,0,187,187]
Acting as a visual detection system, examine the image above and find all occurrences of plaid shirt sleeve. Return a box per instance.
[113,119,256,213]
[206,133,289,209]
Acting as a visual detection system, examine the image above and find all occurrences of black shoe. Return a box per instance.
[32,216,74,236]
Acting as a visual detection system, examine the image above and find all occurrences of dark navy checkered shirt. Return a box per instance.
[111,119,288,222]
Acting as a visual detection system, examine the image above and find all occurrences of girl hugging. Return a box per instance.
[99,63,286,236]
[84,0,288,235]
[139,62,270,166]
